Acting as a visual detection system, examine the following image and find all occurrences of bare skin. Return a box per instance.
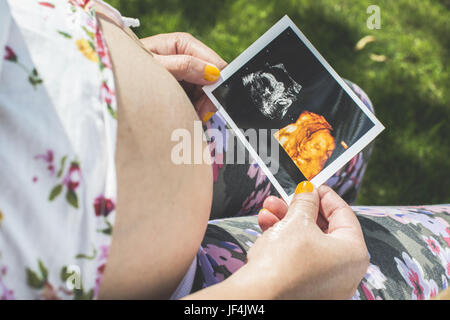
[97,15,212,299]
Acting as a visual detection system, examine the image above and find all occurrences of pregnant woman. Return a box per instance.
[0,0,448,300]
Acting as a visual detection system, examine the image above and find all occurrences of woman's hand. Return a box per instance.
[141,32,227,122]
[244,182,369,299]
[185,182,369,300]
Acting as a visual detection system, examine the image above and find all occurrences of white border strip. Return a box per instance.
[203,15,385,203]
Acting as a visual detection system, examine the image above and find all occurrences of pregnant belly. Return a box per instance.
[97,15,212,299]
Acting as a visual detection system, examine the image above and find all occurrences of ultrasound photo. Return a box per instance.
[242,63,302,120]
[203,16,384,201]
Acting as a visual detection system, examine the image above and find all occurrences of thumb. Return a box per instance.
[153,53,221,85]
[285,181,320,225]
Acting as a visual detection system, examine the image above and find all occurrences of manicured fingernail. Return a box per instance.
[202,111,215,123]
[204,65,220,82]
[295,181,314,194]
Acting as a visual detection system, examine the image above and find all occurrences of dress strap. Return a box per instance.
[92,0,153,57]
[92,0,140,28]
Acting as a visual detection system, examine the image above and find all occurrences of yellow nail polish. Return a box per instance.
[295,181,314,194]
[202,111,215,123]
[204,65,220,82]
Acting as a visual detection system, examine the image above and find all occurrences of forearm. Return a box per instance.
[182,264,278,300]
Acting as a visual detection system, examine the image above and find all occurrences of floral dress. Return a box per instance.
[0,0,117,299]
[1,0,448,301]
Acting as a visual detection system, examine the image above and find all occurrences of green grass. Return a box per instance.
[106,0,450,206]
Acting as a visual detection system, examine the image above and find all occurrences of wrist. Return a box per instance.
[183,263,280,300]
[224,263,281,300]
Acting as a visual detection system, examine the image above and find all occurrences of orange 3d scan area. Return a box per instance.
[274,111,335,181]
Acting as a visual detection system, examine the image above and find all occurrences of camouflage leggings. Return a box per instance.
[192,82,450,300]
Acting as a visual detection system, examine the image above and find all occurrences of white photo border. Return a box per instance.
[203,15,385,203]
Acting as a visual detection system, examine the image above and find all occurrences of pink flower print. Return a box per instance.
[442,248,450,278]
[97,264,106,275]
[94,246,109,298]
[101,82,114,105]
[38,2,55,8]
[247,161,267,188]
[93,274,102,298]
[0,287,15,300]
[238,183,271,216]
[100,80,117,118]
[422,236,442,257]
[409,272,425,300]
[35,150,54,163]
[395,252,430,300]
[445,228,450,247]
[69,0,90,9]
[94,195,115,217]
[101,81,117,118]
[48,157,80,208]
[4,46,17,62]
[0,264,15,300]
[35,150,55,175]
[204,244,244,274]
[429,279,439,299]
[0,288,14,300]
[439,223,450,247]
[95,27,112,70]
[42,282,60,300]
[4,46,43,88]
[360,282,377,300]
[64,162,81,191]
[345,154,359,175]
[98,245,110,261]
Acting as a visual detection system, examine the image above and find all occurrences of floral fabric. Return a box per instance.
[194,82,450,300]
[1,0,447,301]
[193,206,450,300]
[0,0,117,299]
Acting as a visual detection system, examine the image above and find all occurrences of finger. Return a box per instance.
[141,32,227,69]
[316,212,329,233]
[153,54,221,85]
[193,94,218,123]
[318,185,364,240]
[262,196,288,220]
[285,181,320,225]
[258,208,280,232]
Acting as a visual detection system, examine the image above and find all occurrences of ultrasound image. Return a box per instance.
[242,63,302,120]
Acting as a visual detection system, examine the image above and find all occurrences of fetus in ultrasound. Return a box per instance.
[242,63,302,120]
